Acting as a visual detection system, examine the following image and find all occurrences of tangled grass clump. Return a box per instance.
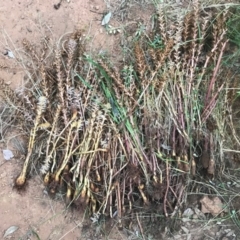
[0,1,239,229]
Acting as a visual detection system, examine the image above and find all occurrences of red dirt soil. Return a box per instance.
[0,0,154,239]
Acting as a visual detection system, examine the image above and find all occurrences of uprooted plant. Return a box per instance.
[0,0,239,230]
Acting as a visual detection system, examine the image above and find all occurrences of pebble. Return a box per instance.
[182,208,194,218]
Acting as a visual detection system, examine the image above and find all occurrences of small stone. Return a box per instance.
[182,208,194,218]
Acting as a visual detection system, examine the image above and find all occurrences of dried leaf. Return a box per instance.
[3,149,14,161]
[200,196,223,216]
[3,226,18,238]
[102,12,112,26]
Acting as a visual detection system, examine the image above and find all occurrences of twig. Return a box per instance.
[136,213,145,240]
[164,158,170,217]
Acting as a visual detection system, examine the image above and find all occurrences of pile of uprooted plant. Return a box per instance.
[0,0,239,229]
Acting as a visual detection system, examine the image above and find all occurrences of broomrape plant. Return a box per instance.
[0,0,239,228]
